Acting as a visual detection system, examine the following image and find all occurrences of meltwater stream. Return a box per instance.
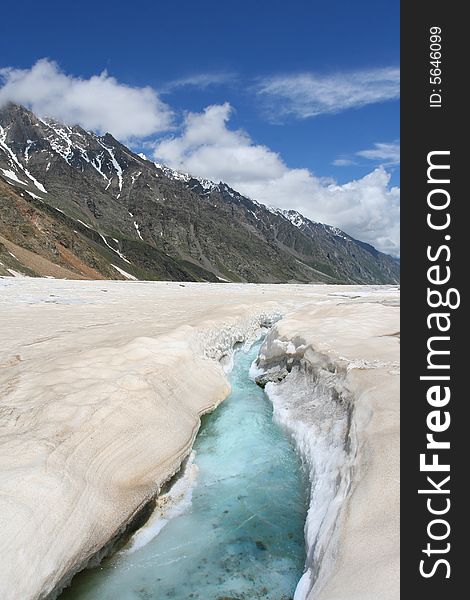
[61,343,308,600]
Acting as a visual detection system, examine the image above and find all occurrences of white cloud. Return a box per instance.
[332,158,357,167]
[334,141,400,168]
[357,141,400,165]
[154,103,400,256]
[0,59,173,139]
[162,72,237,92]
[256,67,400,120]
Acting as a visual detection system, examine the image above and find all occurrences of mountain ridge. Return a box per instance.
[0,102,399,284]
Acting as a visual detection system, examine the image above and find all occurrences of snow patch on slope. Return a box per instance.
[99,234,131,264]
[0,125,48,193]
[111,264,137,280]
[1,168,28,186]
[134,222,144,241]
[99,142,123,191]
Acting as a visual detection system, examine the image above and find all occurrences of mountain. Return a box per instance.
[0,103,399,283]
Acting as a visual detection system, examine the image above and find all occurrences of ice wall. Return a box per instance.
[253,301,399,600]
[254,332,356,599]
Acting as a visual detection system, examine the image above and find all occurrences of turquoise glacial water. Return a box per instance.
[61,343,308,600]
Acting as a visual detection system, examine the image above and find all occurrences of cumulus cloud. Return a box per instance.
[256,67,400,120]
[154,103,400,256]
[0,59,173,139]
[357,141,400,165]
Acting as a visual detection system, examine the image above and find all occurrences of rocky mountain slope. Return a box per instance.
[0,103,399,283]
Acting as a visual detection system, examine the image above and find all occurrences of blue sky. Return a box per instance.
[0,0,400,254]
